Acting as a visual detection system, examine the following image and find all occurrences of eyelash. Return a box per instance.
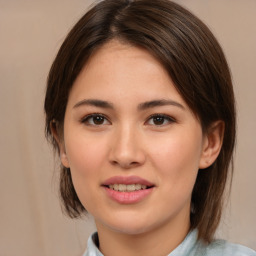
[81,113,111,126]
[80,113,175,126]
[146,114,176,126]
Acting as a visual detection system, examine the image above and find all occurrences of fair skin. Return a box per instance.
[54,40,223,256]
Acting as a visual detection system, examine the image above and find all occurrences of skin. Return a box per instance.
[55,40,223,256]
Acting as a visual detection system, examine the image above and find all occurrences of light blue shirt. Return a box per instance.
[83,229,256,256]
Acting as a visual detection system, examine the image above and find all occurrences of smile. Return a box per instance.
[102,176,155,204]
[108,184,150,192]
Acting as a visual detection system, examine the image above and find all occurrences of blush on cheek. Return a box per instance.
[152,136,200,188]
[66,135,105,167]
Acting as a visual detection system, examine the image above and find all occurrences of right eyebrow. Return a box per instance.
[73,99,114,109]
[138,99,185,111]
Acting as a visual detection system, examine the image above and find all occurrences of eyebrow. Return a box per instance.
[73,98,185,110]
[138,99,185,111]
[73,99,114,109]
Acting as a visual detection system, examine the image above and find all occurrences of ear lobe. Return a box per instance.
[60,151,70,168]
[50,120,70,168]
[199,121,224,169]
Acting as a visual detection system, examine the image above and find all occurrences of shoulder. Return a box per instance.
[205,239,256,256]
[171,229,256,256]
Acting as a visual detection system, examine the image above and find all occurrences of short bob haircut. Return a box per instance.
[44,0,236,243]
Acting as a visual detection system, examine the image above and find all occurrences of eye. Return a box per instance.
[146,114,175,126]
[81,114,111,126]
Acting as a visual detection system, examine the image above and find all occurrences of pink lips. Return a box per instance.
[102,176,155,204]
[103,176,154,187]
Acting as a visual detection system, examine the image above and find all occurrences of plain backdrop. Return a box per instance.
[0,0,255,255]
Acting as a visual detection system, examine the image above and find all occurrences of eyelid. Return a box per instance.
[145,113,176,126]
[80,113,111,125]
[80,113,175,126]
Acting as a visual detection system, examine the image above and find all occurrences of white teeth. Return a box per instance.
[119,184,126,192]
[141,185,147,190]
[135,184,142,190]
[108,184,149,192]
[127,184,135,191]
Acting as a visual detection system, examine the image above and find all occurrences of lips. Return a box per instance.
[108,184,148,192]
[102,176,155,204]
[103,176,154,187]
[102,176,154,191]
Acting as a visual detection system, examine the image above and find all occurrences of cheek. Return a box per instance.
[64,133,108,193]
[65,132,107,173]
[148,130,202,186]
[64,134,109,210]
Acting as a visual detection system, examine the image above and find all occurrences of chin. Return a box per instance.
[103,216,158,236]
[111,225,151,236]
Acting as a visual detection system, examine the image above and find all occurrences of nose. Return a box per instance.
[108,125,146,169]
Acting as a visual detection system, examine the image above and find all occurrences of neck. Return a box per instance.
[95,214,190,256]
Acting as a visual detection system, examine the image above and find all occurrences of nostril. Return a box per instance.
[124,161,140,168]
[130,161,140,166]
[110,160,119,166]
[110,159,140,169]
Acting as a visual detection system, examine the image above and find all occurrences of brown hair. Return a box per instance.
[44,0,236,243]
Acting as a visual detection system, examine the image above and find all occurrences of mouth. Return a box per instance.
[102,176,155,202]
[104,183,154,192]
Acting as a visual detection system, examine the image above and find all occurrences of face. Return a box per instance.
[59,40,213,237]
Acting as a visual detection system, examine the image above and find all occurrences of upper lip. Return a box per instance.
[102,176,154,187]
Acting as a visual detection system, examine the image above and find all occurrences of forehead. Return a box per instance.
[84,40,169,81]
[68,40,186,107]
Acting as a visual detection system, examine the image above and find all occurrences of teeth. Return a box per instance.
[126,184,134,191]
[108,184,149,192]
[135,184,141,190]
[141,185,147,190]
[119,184,126,192]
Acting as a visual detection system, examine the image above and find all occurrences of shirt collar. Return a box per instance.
[83,229,199,256]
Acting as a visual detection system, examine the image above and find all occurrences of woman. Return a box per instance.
[44,0,256,255]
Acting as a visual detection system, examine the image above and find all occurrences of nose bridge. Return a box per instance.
[109,122,145,168]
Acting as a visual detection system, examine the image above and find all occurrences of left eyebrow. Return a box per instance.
[73,99,114,109]
[138,99,185,111]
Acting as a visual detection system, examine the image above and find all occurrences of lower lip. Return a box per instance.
[103,187,154,204]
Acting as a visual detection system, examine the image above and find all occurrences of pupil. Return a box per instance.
[93,116,104,124]
[153,116,164,125]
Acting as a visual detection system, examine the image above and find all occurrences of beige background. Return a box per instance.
[0,0,255,255]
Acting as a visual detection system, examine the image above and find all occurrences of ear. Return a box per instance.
[50,120,70,168]
[199,121,224,169]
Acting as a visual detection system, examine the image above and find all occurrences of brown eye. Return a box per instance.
[82,114,110,126]
[152,116,165,125]
[92,115,105,125]
[146,114,175,126]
